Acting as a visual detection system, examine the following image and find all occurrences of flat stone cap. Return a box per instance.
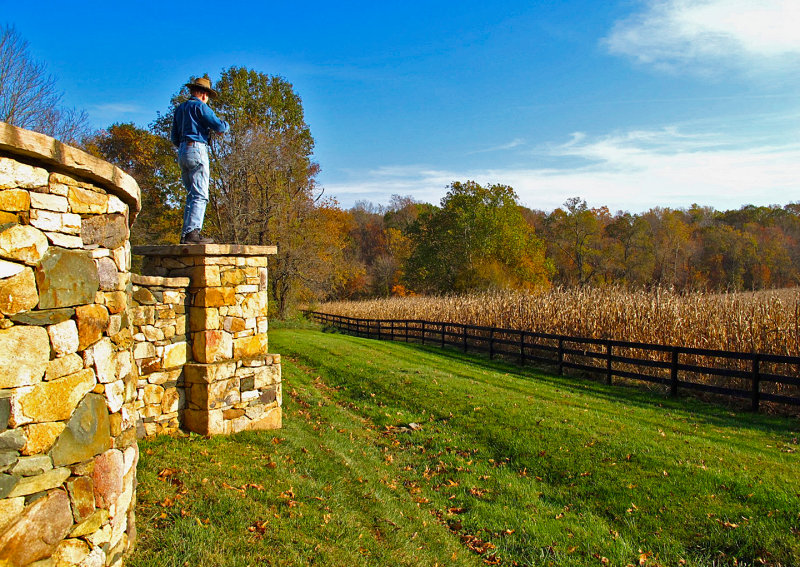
[131,274,191,288]
[132,244,277,256]
[0,121,141,220]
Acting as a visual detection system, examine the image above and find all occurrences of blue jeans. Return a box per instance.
[178,142,209,237]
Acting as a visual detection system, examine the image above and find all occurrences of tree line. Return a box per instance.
[2,28,798,315]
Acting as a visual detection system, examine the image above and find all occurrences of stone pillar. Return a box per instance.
[0,122,141,566]
[132,245,281,436]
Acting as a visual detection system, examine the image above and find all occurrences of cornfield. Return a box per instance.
[317,287,800,356]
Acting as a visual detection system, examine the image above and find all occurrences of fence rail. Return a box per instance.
[306,311,800,412]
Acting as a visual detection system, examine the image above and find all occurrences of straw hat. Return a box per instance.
[184,76,218,98]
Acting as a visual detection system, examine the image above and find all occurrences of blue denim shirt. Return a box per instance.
[170,97,230,147]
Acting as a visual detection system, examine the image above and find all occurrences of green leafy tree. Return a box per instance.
[405,181,551,292]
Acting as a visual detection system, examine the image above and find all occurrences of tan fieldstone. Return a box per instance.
[132,342,156,360]
[36,248,99,309]
[161,388,181,414]
[116,350,133,382]
[189,377,239,410]
[141,325,163,342]
[0,489,73,565]
[188,264,220,287]
[0,223,48,265]
[220,268,246,286]
[52,538,91,567]
[183,361,236,384]
[0,157,48,189]
[189,306,219,331]
[7,466,70,497]
[96,257,119,291]
[223,408,245,420]
[162,290,181,304]
[50,394,111,467]
[249,406,282,430]
[87,338,116,383]
[68,508,109,538]
[104,380,125,413]
[0,188,30,211]
[75,303,109,350]
[223,316,247,333]
[44,231,84,248]
[93,449,123,508]
[9,454,53,476]
[68,186,109,214]
[107,195,126,215]
[192,330,233,363]
[194,287,235,308]
[22,422,66,455]
[1,125,140,216]
[0,258,24,279]
[45,353,83,381]
[0,497,24,532]
[141,384,163,406]
[66,475,96,522]
[131,287,155,305]
[241,290,269,318]
[0,325,49,388]
[82,213,128,249]
[10,368,96,426]
[183,408,224,436]
[162,341,187,370]
[48,319,80,356]
[30,192,68,212]
[254,365,281,389]
[103,291,127,314]
[0,266,38,316]
[233,333,269,360]
[111,327,133,349]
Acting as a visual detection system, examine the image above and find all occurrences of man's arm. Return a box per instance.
[170,108,181,147]
[199,104,230,134]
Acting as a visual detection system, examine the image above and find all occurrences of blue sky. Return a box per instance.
[3,0,799,212]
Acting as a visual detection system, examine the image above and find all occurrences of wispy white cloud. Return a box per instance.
[322,124,800,212]
[604,0,800,73]
[466,138,526,155]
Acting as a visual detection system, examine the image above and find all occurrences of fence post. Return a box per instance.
[463,324,468,352]
[670,347,679,397]
[405,320,409,342]
[557,338,564,375]
[441,323,446,348]
[390,320,395,341]
[606,341,613,385]
[751,354,761,411]
[421,321,425,345]
[519,331,526,366]
[489,328,495,360]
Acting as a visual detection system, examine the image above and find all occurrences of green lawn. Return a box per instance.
[129,327,800,567]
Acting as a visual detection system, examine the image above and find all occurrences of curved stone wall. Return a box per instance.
[0,123,141,567]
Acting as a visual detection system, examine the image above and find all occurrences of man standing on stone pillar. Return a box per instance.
[171,76,229,244]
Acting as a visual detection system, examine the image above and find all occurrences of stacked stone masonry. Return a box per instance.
[130,274,189,437]
[134,245,281,436]
[0,122,281,567]
[0,123,141,567]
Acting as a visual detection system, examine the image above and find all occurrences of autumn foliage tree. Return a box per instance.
[405,181,552,293]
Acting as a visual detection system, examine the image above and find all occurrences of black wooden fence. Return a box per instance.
[307,311,800,412]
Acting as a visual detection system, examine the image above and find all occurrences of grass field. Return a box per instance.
[129,327,800,567]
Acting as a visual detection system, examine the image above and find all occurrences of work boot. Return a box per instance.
[180,229,214,244]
